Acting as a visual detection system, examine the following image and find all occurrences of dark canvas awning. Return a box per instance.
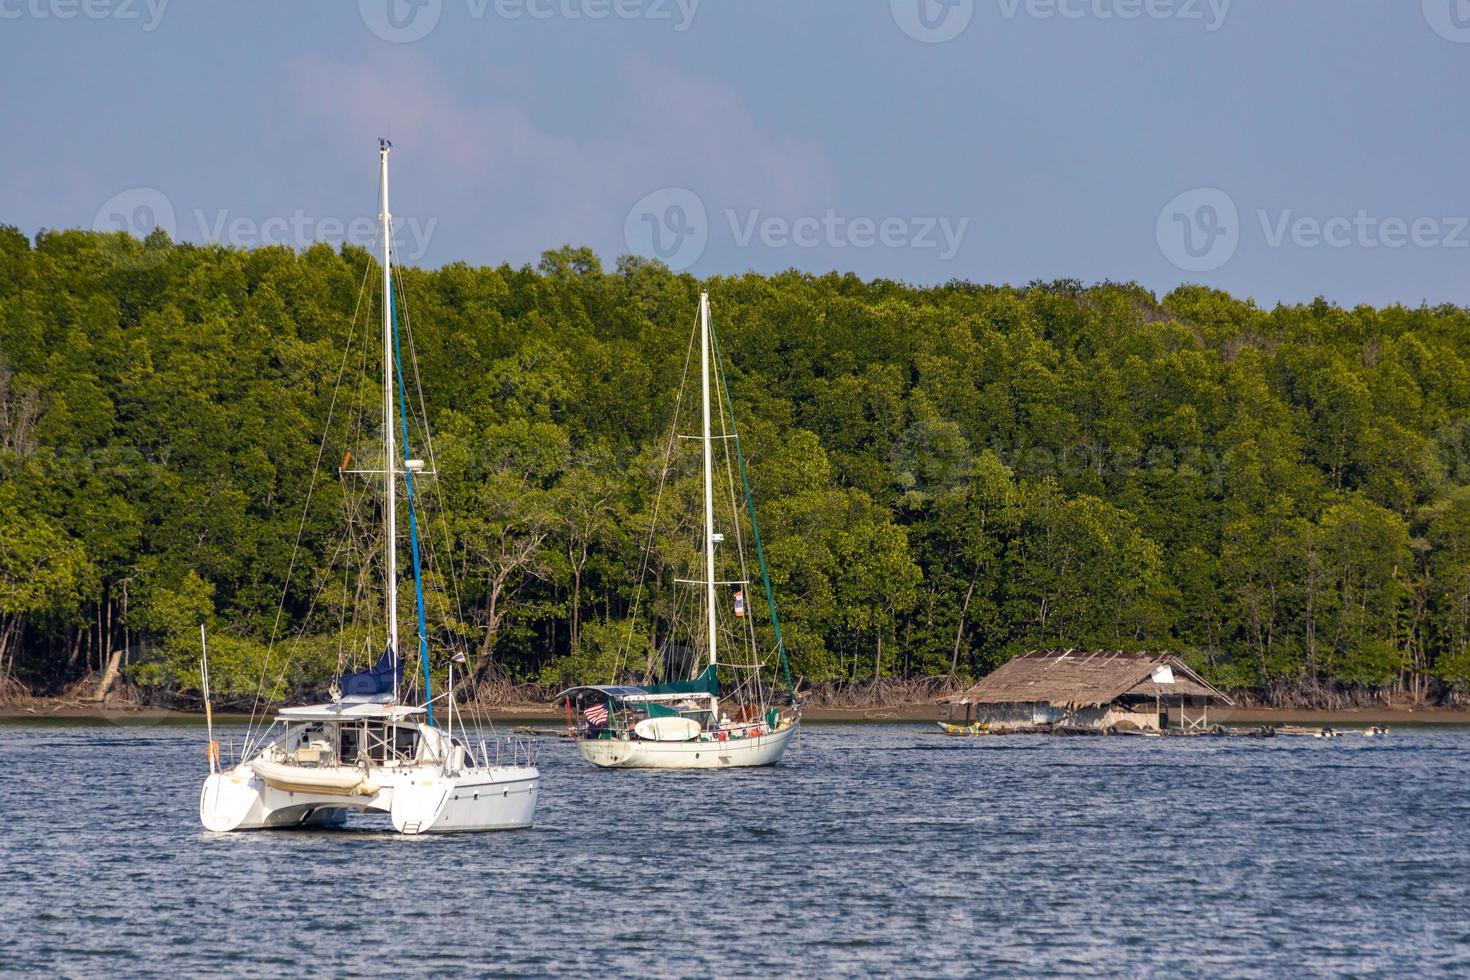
[554,665,720,705]
[554,685,650,703]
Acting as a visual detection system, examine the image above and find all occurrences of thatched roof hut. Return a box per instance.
[940,651,1231,732]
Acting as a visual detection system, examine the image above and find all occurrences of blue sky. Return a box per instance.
[1,0,1467,306]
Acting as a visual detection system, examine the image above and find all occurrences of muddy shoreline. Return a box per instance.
[5,698,1469,727]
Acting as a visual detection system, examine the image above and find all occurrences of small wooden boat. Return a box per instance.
[938,721,990,737]
[1276,725,1343,739]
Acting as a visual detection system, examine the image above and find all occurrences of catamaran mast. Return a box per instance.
[699,292,719,718]
[380,140,399,701]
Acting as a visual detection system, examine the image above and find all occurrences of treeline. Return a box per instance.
[2,225,1470,705]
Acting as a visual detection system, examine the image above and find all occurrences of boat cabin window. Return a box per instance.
[337,721,420,764]
[338,725,361,764]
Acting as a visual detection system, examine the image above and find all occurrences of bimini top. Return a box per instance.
[276,702,427,722]
[555,686,716,705]
[555,665,721,705]
[556,685,651,702]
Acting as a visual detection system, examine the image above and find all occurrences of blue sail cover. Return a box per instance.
[340,646,401,699]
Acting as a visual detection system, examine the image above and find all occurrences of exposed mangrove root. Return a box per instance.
[799,675,970,709]
[0,674,32,707]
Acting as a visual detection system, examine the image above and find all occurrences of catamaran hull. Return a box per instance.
[575,722,797,769]
[392,771,539,834]
[200,766,539,834]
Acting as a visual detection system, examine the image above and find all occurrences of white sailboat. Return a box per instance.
[199,142,539,833]
[557,291,801,768]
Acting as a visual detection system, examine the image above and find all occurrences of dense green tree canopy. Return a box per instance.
[3,227,1469,703]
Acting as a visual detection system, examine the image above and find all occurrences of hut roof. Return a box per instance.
[939,651,1232,709]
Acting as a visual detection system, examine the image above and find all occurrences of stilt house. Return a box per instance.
[940,650,1232,733]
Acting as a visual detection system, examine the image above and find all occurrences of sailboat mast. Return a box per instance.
[700,292,718,677]
[380,140,400,700]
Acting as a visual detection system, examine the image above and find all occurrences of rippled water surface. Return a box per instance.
[3,722,1468,977]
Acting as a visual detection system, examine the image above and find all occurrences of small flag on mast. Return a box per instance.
[734,590,746,618]
[451,652,466,665]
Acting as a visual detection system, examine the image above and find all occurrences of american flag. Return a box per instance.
[734,590,746,618]
[584,703,609,725]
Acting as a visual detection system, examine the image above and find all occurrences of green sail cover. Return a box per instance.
[641,664,719,698]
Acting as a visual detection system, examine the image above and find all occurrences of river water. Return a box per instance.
[2,721,1467,977]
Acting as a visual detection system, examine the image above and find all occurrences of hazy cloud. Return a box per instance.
[288,53,831,267]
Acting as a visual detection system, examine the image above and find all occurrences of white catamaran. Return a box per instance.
[557,292,801,768]
[199,142,539,833]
